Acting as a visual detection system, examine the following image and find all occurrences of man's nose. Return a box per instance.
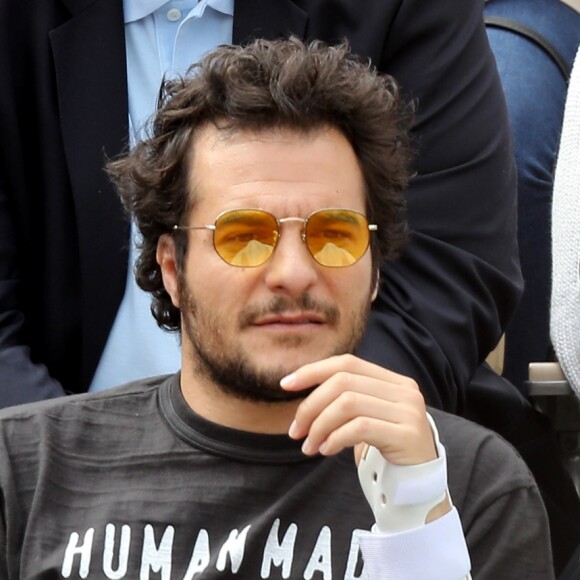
[262,224,319,295]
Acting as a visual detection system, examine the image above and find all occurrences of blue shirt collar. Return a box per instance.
[123,0,234,23]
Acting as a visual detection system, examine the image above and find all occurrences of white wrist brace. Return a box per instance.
[357,413,448,534]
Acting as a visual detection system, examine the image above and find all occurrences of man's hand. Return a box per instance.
[281,354,437,467]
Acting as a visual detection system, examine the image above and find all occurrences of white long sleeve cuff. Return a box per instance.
[359,507,471,580]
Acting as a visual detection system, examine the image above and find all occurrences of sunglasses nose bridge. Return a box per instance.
[276,216,309,243]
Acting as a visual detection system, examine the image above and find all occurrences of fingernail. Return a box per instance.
[280,373,296,388]
[288,420,300,439]
[301,438,314,455]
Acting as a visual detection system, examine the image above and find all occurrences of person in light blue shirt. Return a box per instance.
[0,0,521,423]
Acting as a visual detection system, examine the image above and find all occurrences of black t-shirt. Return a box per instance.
[0,374,554,579]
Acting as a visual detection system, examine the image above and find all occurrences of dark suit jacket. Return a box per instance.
[0,0,521,409]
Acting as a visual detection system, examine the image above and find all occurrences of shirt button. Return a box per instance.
[167,8,182,21]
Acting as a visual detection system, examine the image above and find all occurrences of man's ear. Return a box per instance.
[371,269,380,302]
[157,234,181,309]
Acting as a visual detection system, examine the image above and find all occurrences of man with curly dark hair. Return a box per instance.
[0,39,552,580]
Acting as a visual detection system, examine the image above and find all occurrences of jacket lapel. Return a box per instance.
[50,0,130,384]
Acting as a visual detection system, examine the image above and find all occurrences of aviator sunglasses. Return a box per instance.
[173,208,377,268]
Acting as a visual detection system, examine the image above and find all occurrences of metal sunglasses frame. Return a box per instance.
[173,208,378,267]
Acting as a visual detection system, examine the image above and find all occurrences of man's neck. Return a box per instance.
[179,372,301,434]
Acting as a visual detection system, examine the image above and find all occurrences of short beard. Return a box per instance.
[194,349,309,403]
[180,288,371,404]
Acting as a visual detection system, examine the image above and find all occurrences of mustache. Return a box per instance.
[239,293,340,327]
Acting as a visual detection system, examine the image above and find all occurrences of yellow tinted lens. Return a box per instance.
[305,210,370,267]
[213,210,278,266]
